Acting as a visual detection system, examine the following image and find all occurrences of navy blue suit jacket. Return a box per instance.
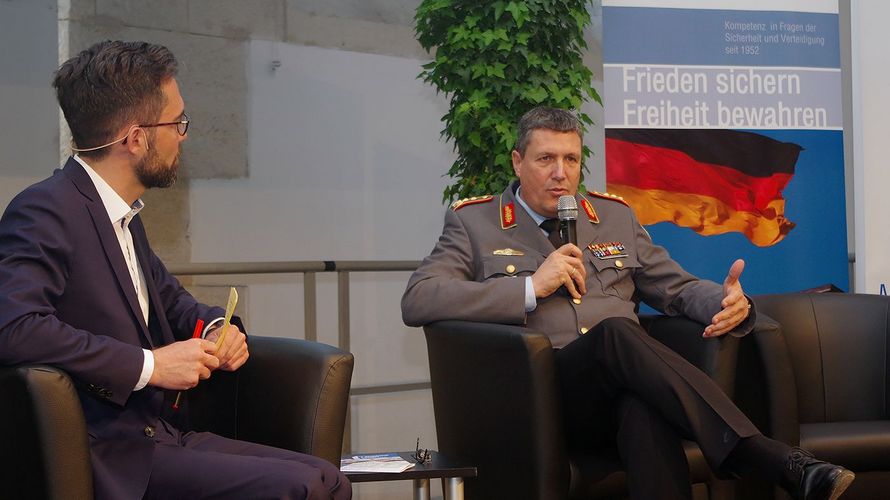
[0,158,224,499]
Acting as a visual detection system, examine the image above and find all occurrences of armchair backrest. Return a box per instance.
[0,336,354,500]
[424,320,570,500]
[640,315,738,394]
[754,293,890,423]
[188,336,355,466]
[0,365,93,500]
[236,336,354,465]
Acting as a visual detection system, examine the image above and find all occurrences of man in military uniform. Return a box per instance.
[402,106,853,500]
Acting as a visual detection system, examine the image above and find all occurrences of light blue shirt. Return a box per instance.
[515,187,553,313]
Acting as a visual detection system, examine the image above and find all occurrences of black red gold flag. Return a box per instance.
[605,128,801,247]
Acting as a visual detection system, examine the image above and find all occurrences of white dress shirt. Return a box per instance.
[75,155,154,391]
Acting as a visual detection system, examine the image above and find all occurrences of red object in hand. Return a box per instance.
[191,319,205,339]
[173,318,206,410]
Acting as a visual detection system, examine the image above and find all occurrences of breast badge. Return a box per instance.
[588,241,628,259]
[492,248,525,256]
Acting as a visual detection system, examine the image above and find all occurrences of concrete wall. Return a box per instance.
[182,18,602,500]
[0,0,58,209]
[190,43,450,500]
[45,2,606,499]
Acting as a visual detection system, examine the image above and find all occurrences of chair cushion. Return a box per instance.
[801,420,890,471]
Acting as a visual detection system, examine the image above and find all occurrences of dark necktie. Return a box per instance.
[540,218,562,248]
[147,304,165,347]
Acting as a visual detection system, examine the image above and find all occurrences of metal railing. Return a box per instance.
[167,259,424,451]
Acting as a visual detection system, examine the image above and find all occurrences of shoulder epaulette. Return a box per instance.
[450,195,494,211]
[587,190,629,207]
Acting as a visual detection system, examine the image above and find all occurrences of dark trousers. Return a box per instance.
[555,317,759,500]
[143,419,351,500]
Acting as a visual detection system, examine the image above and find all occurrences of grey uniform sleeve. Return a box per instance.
[630,210,755,336]
[402,208,527,327]
[628,210,724,325]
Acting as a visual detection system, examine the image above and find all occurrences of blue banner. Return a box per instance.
[603,2,848,295]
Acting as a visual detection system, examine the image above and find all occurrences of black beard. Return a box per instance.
[136,147,179,189]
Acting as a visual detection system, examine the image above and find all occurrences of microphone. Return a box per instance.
[557,195,578,246]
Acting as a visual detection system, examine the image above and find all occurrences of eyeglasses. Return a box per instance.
[139,113,189,136]
[412,437,431,465]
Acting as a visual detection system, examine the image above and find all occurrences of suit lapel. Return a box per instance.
[130,216,176,346]
[65,159,152,343]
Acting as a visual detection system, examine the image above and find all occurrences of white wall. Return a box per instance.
[190,41,455,499]
[850,1,890,294]
[0,0,58,207]
[192,42,454,262]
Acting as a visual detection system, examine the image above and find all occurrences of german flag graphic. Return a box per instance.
[605,129,801,247]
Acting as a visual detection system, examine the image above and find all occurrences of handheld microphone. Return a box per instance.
[557,195,578,246]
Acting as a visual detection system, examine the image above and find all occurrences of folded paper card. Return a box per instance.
[340,453,415,473]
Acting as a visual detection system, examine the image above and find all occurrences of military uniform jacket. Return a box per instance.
[402,181,739,348]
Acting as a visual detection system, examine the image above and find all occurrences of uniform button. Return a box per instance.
[615,260,624,269]
[505,264,516,274]
[580,327,589,335]
[572,298,582,305]
[144,426,155,438]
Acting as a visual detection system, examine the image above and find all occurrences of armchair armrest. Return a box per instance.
[423,320,569,500]
[237,337,354,466]
[0,365,93,500]
[640,315,741,397]
[188,336,354,467]
[735,298,801,447]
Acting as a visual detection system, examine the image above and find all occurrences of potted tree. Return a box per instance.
[415,0,601,202]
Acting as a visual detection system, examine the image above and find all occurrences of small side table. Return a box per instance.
[344,451,476,500]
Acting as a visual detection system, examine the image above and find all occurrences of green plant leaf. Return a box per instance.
[416,0,599,202]
[493,1,506,21]
[471,62,487,79]
[505,1,530,28]
[487,62,506,79]
[522,86,548,103]
[468,131,482,148]
[515,31,532,45]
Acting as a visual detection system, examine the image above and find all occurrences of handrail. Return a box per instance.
[167,260,421,275]
[169,259,423,452]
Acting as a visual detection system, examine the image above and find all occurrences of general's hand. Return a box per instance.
[704,259,750,338]
[205,324,249,371]
[149,339,219,390]
[531,244,587,299]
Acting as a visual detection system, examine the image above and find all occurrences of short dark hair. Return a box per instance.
[53,40,178,159]
[514,106,583,155]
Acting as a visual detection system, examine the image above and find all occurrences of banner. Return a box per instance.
[603,0,847,294]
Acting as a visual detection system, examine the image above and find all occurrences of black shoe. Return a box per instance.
[782,447,855,500]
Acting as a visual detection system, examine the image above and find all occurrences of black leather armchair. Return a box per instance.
[0,336,354,500]
[744,293,890,500]
[423,316,742,500]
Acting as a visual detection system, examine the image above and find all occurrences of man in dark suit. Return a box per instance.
[402,106,854,500]
[0,40,350,500]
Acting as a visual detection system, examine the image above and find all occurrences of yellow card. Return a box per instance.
[214,287,238,347]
